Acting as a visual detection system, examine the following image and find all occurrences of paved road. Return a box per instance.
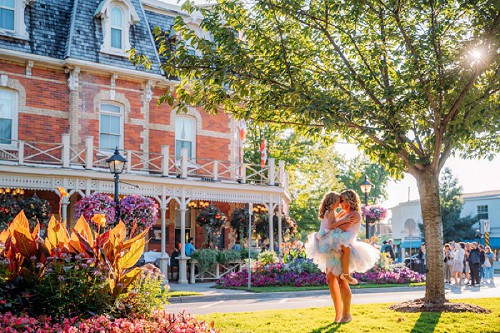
[167,282,499,315]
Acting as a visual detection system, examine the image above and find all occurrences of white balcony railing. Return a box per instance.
[0,135,289,188]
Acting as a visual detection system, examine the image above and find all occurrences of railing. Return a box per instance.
[0,134,289,188]
[189,258,244,283]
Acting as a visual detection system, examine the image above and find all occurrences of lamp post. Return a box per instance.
[106,148,127,226]
[360,174,374,240]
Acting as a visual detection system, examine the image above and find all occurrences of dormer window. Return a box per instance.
[110,7,123,49]
[95,0,139,57]
[0,0,32,40]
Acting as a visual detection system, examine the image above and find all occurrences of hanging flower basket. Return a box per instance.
[74,193,116,228]
[196,204,227,231]
[362,204,388,222]
[118,195,159,232]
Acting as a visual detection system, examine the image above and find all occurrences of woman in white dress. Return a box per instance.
[306,190,380,323]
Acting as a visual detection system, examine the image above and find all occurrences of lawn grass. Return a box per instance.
[167,291,202,297]
[214,282,425,293]
[198,298,500,333]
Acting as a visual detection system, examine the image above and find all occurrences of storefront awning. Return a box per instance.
[400,240,423,249]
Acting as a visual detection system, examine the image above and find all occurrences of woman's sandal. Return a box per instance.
[340,273,359,285]
[340,315,353,323]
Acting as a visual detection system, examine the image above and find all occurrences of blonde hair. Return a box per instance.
[340,189,361,213]
[318,192,340,219]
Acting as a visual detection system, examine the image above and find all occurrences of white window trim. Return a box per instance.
[175,115,197,159]
[95,0,139,57]
[0,0,33,40]
[0,87,19,150]
[98,102,124,153]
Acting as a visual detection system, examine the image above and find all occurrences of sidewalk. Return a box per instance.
[168,275,499,304]
[167,282,426,304]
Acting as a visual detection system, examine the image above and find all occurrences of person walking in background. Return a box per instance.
[443,243,454,284]
[452,242,465,286]
[483,246,494,284]
[464,243,471,284]
[478,244,486,282]
[385,239,396,261]
[418,243,426,275]
[467,242,481,287]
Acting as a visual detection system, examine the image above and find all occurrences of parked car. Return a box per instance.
[404,254,421,272]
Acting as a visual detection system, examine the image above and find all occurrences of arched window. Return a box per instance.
[110,6,123,49]
[175,116,196,159]
[95,0,139,56]
[99,103,123,152]
[0,88,18,147]
[404,218,417,238]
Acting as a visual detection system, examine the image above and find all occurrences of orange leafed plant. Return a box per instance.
[1,208,149,300]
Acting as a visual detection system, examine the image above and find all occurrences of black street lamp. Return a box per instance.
[360,174,374,240]
[106,148,127,225]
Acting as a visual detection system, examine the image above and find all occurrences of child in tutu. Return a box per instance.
[313,192,358,285]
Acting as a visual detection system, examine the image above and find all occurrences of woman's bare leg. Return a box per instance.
[340,245,358,284]
[327,273,342,322]
[338,278,352,321]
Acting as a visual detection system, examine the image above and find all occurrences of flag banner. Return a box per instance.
[239,119,247,141]
[260,139,267,167]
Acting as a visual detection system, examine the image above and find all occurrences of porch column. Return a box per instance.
[178,194,189,284]
[278,201,283,257]
[268,202,274,252]
[159,200,169,283]
[61,195,70,224]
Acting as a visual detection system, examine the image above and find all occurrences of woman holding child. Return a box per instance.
[305,190,380,324]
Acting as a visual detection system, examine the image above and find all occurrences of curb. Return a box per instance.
[168,285,426,304]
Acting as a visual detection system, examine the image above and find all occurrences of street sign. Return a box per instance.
[480,219,490,234]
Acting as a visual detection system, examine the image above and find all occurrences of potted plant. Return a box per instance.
[196,204,227,247]
[118,195,159,234]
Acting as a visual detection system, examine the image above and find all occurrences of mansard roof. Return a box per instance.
[0,0,179,76]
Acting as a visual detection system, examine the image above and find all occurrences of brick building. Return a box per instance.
[0,0,290,283]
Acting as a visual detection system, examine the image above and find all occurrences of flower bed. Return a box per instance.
[0,310,218,332]
[353,264,426,284]
[218,258,425,288]
[218,261,326,288]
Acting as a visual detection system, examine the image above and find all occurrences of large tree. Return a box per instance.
[134,0,500,305]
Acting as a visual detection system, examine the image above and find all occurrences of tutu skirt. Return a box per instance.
[305,228,380,276]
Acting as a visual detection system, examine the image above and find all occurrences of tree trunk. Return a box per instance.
[416,168,446,304]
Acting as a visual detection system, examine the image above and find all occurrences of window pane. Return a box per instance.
[108,135,120,150]
[0,89,14,119]
[0,8,14,30]
[101,104,121,113]
[111,28,122,49]
[100,114,110,133]
[0,118,12,144]
[99,133,109,150]
[109,115,120,134]
[175,140,192,158]
[110,7,122,27]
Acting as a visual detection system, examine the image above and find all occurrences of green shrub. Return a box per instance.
[30,255,112,320]
[258,250,277,266]
[239,248,259,260]
[113,264,169,318]
[286,259,321,274]
[218,249,242,264]
[191,249,220,274]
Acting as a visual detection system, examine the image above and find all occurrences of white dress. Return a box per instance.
[305,214,380,276]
